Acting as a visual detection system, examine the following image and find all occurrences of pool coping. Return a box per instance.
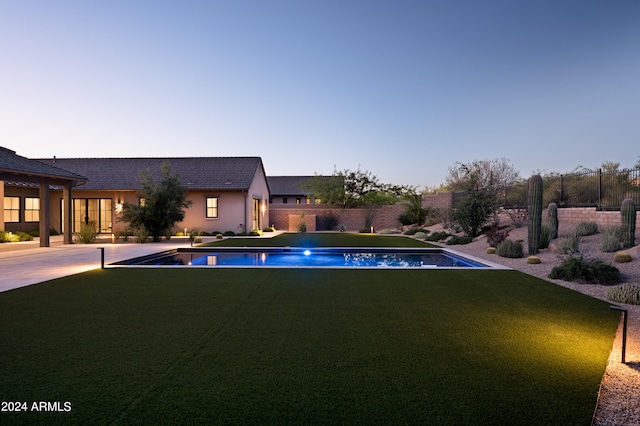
[108,246,512,270]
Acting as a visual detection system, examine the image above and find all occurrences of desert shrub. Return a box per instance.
[75,222,97,244]
[0,231,21,243]
[135,224,150,243]
[599,226,623,252]
[485,225,509,248]
[556,233,581,255]
[378,228,401,234]
[496,239,524,258]
[539,224,551,249]
[548,255,620,285]
[413,232,429,240]
[486,247,496,254]
[526,256,541,264]
[404,227,430,236]
[317,211,339,231]
[14,231,34,242]
[606,283,640,305]
[614,252,632,263]
[424,231,451,242]
[574,221,598,237]
[249,230,262,236]
[337,224,347,232]
[506,207,528,228]
[446,235,473,245]
[263,226,276,232]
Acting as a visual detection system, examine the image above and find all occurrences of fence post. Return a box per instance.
[559,174,563,205]
[598,168,602,207]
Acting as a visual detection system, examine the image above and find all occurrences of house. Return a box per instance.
[1,147,87,246]
[2,149,270,241]
[267,176,316,204]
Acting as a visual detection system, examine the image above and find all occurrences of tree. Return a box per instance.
[445,158,520,191]
[449,161,499,237]
[120,162,192,241]
[398,190,434,226]
[304,167,410,230]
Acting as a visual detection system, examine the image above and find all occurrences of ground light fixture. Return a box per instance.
[609,305,628,364]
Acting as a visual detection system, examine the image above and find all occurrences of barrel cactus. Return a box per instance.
[547,202,558,239]
[528,174,543,255]
[621,198,636,248]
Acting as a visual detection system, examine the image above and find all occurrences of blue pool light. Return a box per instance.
[303,250,311,256]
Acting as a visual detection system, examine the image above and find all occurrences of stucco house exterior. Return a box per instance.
[2,150,270,240]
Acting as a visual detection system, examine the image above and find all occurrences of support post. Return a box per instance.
[98,247,104,269]
[63,183,73,244]
[39,182,51,247]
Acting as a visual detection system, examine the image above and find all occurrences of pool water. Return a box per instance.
[114,248,496,269]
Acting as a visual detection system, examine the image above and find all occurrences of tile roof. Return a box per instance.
[35,157,264,191]
[0,147,87,182]
[267,176,316,196]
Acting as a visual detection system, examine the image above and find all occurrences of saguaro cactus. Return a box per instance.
[547,202,558,239]
[621,199,636,248]
[528,174,543,255]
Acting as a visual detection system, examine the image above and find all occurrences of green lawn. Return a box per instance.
[0,234,619,425]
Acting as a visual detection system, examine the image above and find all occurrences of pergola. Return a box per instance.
[0,147,87,247]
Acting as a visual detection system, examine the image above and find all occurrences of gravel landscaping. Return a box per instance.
[428,222,640,425]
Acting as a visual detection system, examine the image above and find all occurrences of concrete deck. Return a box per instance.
[0,236,190,293]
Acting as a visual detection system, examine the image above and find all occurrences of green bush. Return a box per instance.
[424,231,450,242]
[0,231,20,243]
[135,224,150,243]
[446,235,473,245]
[574,221,598,237]
[15,231,34,242]
[496,239,524,258]
[556,233,580,255]
[263,227,276,232]
[548,255,620,285]
[413,232,429,240]
[223,231,236,236]
[539,224,551,249]
[75,223,97,244]
[606,283,640,305]
[404,227,430,236]
[599,226,623,252]
[249,230,262,236]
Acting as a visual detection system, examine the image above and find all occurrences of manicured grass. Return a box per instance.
[0,235,619,425]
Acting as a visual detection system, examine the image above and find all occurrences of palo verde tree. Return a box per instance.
[450,161,499,238]
[120,161,192,241]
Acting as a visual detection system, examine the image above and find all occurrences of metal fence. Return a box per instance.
[454,167,640,210]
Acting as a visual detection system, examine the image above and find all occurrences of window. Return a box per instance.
[206,197,218,218]
[296,198,301,204]
[24,198,40,222]
[282,198,288,204]
[139,197,146,207]
[72,198,113,233]
[4,197,20,223]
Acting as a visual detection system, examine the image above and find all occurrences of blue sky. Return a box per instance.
[1,0,639,188]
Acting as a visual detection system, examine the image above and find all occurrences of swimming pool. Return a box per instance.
[112,247,506,269]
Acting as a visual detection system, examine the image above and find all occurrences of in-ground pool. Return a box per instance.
[112,247,506,269]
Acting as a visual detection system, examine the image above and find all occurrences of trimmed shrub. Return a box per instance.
[556,233,580,255]
[404,227,430,236]
[135,224,149,243]
[614,252,632,263]
[606,283,640,305]
[223,231,236,236]
[446,235,473,245]
[249,230,262,236]
[549,255,620,285]
[496,239,524,258]
[263,226,276,232]
[526,256,541,264]
[574,221,598,237]
[216,234,223,239]
[378,229,401,234]
[413,232,429,240]
[486,247,496,254]
[600,226,623,252]
[424,231,451,242]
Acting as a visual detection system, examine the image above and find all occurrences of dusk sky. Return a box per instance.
[1,1,639,188]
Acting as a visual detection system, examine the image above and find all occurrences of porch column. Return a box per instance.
[0,180,4,232]
[63,183,73,244]
[39,182,51,247]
